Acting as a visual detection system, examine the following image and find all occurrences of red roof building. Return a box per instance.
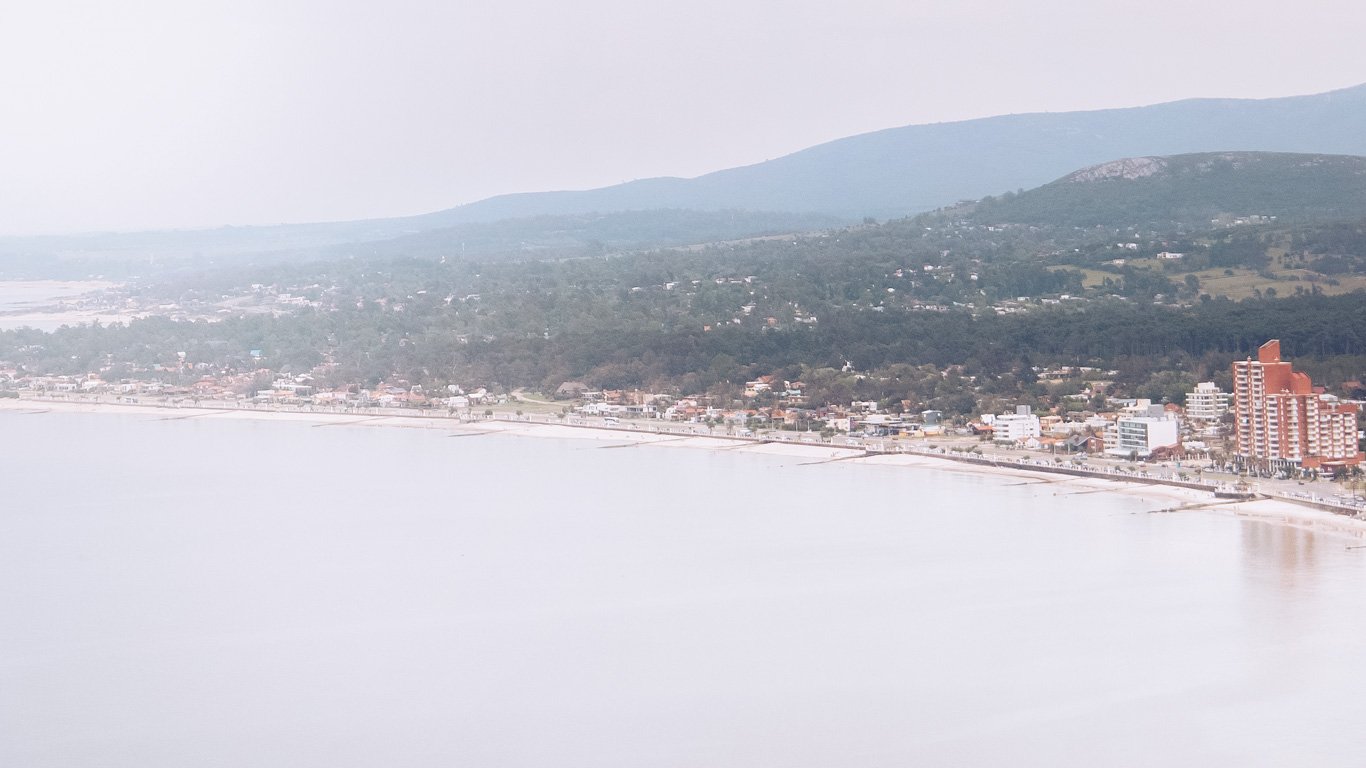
[1232,340,1362,471]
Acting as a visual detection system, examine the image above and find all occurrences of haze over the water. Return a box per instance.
[2,0,1363,235]
[6,412,1366,766]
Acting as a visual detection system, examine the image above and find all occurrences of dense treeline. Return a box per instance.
[440,293,1366,389]
[5,291,1362,401]
[5,173,1365,414]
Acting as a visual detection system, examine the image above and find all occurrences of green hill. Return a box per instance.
[969,152,1366,228]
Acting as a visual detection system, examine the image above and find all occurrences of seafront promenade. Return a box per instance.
[7,392,1364,518]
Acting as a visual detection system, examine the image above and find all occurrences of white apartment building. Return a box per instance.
[989,406,1041,444]
[1104,415,1180,458]
[1185,382,1229,423]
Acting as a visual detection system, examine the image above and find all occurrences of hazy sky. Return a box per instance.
[2,0,1363,235]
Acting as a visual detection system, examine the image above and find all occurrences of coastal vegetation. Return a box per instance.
[3,151,1365,417]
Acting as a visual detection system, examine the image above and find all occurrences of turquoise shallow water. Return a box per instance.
[3,411,1364,767]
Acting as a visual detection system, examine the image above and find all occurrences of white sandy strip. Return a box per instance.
[1221,498,1366,540]
[199,409,363,425]
[732,442,863,459]
[0,399,379,426]
[354,415,459,430]
[645,436,752,450]
[859,451,1366,538]
[470,422,683,444]
[8,398,1365,539]
[859,452,1094,485]
[0,398,172,418]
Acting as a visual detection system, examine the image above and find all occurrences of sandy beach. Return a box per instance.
[4,396,1363,541]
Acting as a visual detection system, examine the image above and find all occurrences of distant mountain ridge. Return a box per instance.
[0,209,844,279]
[427,83,1366,224]
[965,151,1366,228]
[322,209,846,261]
[6,83,1366,264]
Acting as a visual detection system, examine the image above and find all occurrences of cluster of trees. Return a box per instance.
[4,183,1364,414]
[4,286,1363,414]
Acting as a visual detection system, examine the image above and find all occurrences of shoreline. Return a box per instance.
[5,396,1364,542]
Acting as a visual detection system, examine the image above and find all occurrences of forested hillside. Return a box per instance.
[5,148,1365,416]
[970,152,1366,228]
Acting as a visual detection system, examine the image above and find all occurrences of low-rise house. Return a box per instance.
[1059,434,1100,454]
[555,381,589,399]
[850,413,906,436]
[744,376,775,397]
[577,403,627,416]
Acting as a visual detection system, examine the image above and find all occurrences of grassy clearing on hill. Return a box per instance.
[1049,263,1366,300]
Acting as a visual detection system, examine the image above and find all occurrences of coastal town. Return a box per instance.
[11,24,1366,762]
[7,337,1362,515]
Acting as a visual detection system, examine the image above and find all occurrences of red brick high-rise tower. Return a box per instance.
[1232,340,1362,472]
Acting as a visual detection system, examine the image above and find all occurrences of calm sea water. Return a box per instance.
[3,412,1364,767]
[0,280,117,308]
[0,280,121,331]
